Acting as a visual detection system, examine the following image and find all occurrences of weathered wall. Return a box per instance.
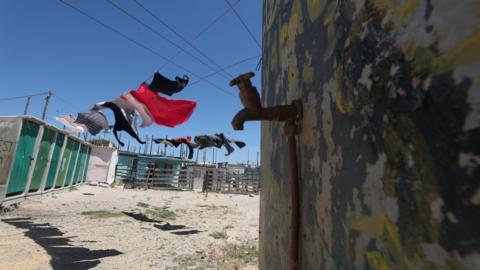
[260,0,480,269]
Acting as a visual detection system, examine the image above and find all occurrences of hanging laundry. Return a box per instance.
[96,102,146,147]
[194,135,223,149]
[173,136,192,143]
[131,83,196,127]
[148,71,189,96]
[55,115,85,133]
[154,137,197,159]
[74,110,109,136]
[223,136,246,149]
[153,138,175,147]
[121,92,153,128]
[111,97,138,127]
[215,133,235,156]
[181,139,197,159]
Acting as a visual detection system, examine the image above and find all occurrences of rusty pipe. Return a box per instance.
[288,133,299,270]
[230,72,302,270]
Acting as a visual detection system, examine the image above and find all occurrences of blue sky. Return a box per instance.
[0,0,262,165]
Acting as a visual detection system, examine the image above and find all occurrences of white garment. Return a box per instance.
[55,115,86,133]
[121,93,153,128]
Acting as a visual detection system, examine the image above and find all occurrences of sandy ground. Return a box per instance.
[0,185,260,270]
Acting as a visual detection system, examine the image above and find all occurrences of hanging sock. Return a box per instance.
[131,83,196,127]
[74,110,109,136]
[148,71,189,96]
[55,115,85,133]
[194,135,222,149]
[96,102,146,147]
[215,133,235,156]
[121,92,153,128]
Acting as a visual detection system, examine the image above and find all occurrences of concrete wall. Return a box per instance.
[260,0,479,269]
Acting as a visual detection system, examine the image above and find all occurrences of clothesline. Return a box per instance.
[55,71,246,159]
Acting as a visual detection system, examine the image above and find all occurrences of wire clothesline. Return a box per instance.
[132,0,236,80]
[57,0,236,98]
[104,0,232,82]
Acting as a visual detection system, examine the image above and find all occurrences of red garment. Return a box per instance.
[175,136,191,143]
[131,83,197,127]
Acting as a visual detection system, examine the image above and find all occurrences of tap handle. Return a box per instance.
[229,72,255,87]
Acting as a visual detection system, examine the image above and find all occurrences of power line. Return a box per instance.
[51,92,83,111]
[156,0,240,72]
[0,92,49,101]
[57,0,235,98]
[190,54,260,86]
[224,0,262,50]
[133,0,235,79]
[104,0,230,82]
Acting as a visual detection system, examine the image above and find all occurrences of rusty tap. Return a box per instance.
[229,72,302,132]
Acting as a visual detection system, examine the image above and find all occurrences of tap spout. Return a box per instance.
[232,103,301,130]
[229,72,302,130]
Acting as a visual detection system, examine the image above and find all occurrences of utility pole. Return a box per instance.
[144,135,148,154]
[41,91,52,120]
[164,135,168,156]
[23,96,31,115]
[256,151,259,168]
[211,148,215,164]
[118,133,122,150]
[149,134,154,155]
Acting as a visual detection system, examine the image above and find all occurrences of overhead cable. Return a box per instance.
[57,0,235,98]
[133,0,235,79]
[0,92,49,101]
[105,0,231,81]
[190,55,260,86]
[224,0,262,50]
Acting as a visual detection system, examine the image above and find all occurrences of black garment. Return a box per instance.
[215,133,235,156]
[194,135,222,150]
[166,138,197,159]
[98,102,145,147]
[153,139,175,147]
[180,139,197,159]
[148,72,189,96]
[229,139,246,148]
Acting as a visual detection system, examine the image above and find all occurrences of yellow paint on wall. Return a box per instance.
[349,214,406,269]
[398,0,420,21]
[432,31,480,74]
[306,0,326,22]
[279,0,304,46]
[366,251,392,270]
[334,66,352,114]
[371,0,396,13]
[302,64,314,83]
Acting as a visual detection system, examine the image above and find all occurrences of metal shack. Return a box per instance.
[0,116,92,205]
[116,151,194,189]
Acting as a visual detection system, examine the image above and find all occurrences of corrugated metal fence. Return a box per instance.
[116,165,260,194]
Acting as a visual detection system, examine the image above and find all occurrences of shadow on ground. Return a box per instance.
[2,218,122,270]
[122,211,162,223]
[121,211,201,236]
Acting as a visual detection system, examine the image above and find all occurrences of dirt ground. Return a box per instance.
[0,185,260,270]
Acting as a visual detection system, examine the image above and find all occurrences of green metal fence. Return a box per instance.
[0,116,92,205]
